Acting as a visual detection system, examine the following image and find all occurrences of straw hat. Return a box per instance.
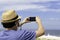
[1,10,21,23]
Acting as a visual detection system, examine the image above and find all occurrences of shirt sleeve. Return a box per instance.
[23,30,36,40]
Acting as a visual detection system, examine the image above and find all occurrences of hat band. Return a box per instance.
[11,15,18,20]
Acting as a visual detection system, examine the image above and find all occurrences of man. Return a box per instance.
[0,10,45,40]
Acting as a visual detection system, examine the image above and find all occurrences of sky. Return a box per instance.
[0,0,60,30]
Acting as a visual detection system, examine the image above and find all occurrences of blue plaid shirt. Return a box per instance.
[0,29,36,40]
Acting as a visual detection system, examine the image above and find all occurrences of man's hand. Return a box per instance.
[19,17,31,26]
[22,17,31,23]
[36,16,41,23]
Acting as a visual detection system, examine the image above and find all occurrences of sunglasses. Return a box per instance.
[18,19,21,22]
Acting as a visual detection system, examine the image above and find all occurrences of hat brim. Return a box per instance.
[1,16,21,23]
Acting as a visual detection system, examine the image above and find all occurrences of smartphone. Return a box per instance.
[29,17,36,21]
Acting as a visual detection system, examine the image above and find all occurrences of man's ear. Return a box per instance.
[15,21,19,27]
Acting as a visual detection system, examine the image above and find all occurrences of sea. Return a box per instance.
[45,30,60,37]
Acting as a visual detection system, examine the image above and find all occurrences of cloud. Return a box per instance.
[40,9,60,12]
[0,0,60,12]
[0,5,40,11]
[0,0,59,4]
[49,18,60,21]
[0,4,60,12]
[0,4,48,11]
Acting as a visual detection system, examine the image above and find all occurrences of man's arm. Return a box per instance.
[20,16,45,37]
[35,16,45,37]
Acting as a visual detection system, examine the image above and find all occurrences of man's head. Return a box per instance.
[1,10,21,30]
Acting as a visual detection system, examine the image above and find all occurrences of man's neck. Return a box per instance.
[5,26,17,30]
